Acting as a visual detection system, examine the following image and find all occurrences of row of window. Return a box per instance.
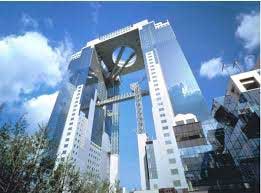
[147,52,181,187]
[147,52,179,182]
[61,86,82,157]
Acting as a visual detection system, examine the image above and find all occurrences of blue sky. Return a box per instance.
[0,1,259,190]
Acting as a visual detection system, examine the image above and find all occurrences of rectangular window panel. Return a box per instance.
[161,119,167,123]
[159,108,164,111]
[173,180,181,187]
[167,149,174,154]
[163,126,168,130]
[169,158,176,163]
[186,118,195,124]
[165,140,172,145]
[160,114,165,117]
[176,120,184,125]
[64,144,68,148]
[163,133,170,137]
[171,169,179,175]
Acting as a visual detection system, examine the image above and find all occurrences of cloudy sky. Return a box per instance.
[0,1,259,189]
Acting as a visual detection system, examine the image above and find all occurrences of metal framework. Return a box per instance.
[96,89,149,106]
[130,82,146,134]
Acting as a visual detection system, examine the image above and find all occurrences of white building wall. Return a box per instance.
[56,84,84,163]
[227,69,261,96]
[110,154,119,184]
[145,50,188,190]
[137,133,148,190]
[56,85,110,181]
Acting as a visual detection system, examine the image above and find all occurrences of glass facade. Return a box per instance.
[212,88,260,192]
[140,21,260,192]
[140,22,210,122]
[47,82,75,155]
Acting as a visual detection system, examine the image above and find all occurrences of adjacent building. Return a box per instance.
[211,68,260,192]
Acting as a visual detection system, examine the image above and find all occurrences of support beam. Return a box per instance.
[112,52,136,79]
[110,46,125,76]
[96,89,149,106]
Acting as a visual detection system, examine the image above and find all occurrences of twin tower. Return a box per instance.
[47,20,212,192]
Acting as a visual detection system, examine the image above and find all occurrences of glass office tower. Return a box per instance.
[46,20,251,192]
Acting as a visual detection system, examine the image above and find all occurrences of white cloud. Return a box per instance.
[236,11,260,51]
[0,31,73,103]
[200,57,239,79]
[244,55,256,70]
[23,92,58,132]
[21,13,39,29]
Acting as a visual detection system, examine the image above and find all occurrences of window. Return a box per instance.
[156,92,160,96]
[171,169,179,175]
[169,158,176,163]
[163,133,170,137]
[153,184,158,189]
[152,75,157,79]
[186,118,195,124]
[165,140,172,145]
[153,79,157,83]
[72,113,75,116]
[173,180,181,187]
[68,127,72,130]
[160,114,165,117]
[74,104,77,107]
[159,108,164,111]
[176,120,184,125]
[161,119,167,123]
[240,77,260,90]
[163,126,168,130]
[64,144,68,148]
[156,97,161,101]
[155,88,159,91]
[71,118,74,121]
[61,157,65,161]
[154,83,158,87]
[167,149,174,154]
[62,150,66,154]
[158,102,163,106]
[67,132,71,136]
[65,138,69,142]
[69,122,73,125]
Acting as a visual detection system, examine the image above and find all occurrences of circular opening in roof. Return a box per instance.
[112,46,137,68]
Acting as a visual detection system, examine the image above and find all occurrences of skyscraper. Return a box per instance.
[46,20,225,192]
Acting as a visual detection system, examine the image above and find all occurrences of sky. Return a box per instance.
[0,1,260,190]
